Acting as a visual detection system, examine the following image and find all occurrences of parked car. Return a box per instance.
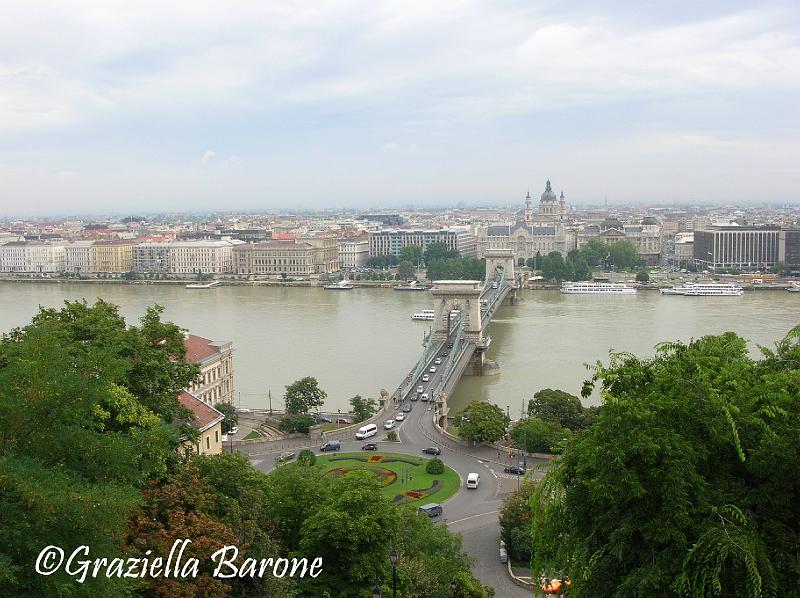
[422,374,430,382]
[229,426,239,435]
[335,417,351,425]
[320,440,341,452]
[395,412,405,421]
[434,358,442,365]
[447,342,454,348]
[384,419,396,430]
[504,465,526,475]
[312,413,332,423]
[361,443,378,451]
[499,545,508,563]
[422,446,441,456]
[417,503,442,518]
[277,451,296,463]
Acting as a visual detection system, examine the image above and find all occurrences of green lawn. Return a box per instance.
[242,430,261,440]
[316,452,460,505]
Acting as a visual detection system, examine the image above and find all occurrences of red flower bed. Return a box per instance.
[402,490,426,500]
[367,455,385,463]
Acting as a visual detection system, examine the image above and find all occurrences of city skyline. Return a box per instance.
[1,0,799,214]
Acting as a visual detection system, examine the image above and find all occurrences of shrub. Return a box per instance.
[386,430,398,441]
[278,414,315,434]
[297,449,316,466]
[426,458,444,475]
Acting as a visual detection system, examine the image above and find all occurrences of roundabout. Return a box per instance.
[316,452,460,505]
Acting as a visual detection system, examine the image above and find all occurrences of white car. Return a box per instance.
[384,419,396,430]
[395,412,405,421]
[422,374,430,382]
[229,426,239,435]
[416,385,424,394]
[421,393,429,402]
[429,366,436,373]
[434,358,442,365]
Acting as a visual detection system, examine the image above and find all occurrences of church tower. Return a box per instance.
[524,191,533,223]
[539,179,558,219]
[559,191,566,221]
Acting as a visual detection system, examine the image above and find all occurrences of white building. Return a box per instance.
[338,238,370,269]
[369,227,476,258]
[0,242,65,273]
[168,240,240,274]
[64,241,94,273]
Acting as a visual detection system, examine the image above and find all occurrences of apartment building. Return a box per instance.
[90,240,135,273]
[177,390,225,456]
[169,240,239,274]
[369,227,477,258]
[233,241,315,276]
[183,334,235,405]
[299,234,340,273]
[339,238,370,269]
[64,241,94,273]
[0,242,65,273]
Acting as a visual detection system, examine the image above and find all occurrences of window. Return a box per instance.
[206,436,210,450]
[215,430,219,443]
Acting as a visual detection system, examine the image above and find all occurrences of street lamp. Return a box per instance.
[451,580,458,597]
[372,584,382,598]
[389,548,398,598]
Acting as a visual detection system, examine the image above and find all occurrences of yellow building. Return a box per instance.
[90,240,135,273]
[178,390,225,456]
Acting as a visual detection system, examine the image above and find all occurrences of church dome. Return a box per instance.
[540,179,557,203]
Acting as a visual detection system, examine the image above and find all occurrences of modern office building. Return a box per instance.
[694,226,780,271]
[370,227,476,258]
[779,228,800,268]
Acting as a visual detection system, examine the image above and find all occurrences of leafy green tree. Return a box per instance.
[298,469,399,597]
[283,376,327,415]
[367,255,388,269]
[636,269,650,282]
[214,402,239,433]
[511,417,570,454]
[278,414,315,434]
[297,449,316,466]
[427,257,485,281]
[608,240,639,270]
[425,457,445,474]
[531,326,800,597]
[500,479,537,562]
[349,395,378,422]
[528,388,585,431]
[423,242,458,264]
[397,260,416,281]
[581,238,610,267]
[400,244,423,265]
[459,401,510,444]
[540,251,570,281]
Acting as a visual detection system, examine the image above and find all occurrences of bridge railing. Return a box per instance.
[430,319,470,401]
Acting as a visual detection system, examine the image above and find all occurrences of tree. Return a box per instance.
[349,395,378,423]
[297,449,316,466]
[367,255,388,269]
[397,260,416,281]
[500,479,537,562]
[527,388,585,431]
[540,251,570,281]
[214,402,239,434]
[283,376,327,415]
[530,327,800,597]
[511,417,570,454]
[608,240,639,270]
[636,269,650,283]
[459,401,510,444]
[426,457,445,474]
[423,242,458,264]
[278,414,315,434]
[399,244,423,266]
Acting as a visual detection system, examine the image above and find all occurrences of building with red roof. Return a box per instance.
[183,334,235,405]
[178,390,225,455]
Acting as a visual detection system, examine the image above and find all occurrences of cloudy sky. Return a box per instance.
[1,0,798,215]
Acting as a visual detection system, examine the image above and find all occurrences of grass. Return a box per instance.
[316,452,460,505]
[242,430,261,440]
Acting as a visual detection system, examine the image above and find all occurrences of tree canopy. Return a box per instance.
[284,376,327,415]
[530,326,800,597]
[459,401,510,444]
[349,394,378,422]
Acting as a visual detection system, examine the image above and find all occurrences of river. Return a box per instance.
[1,282,797,414]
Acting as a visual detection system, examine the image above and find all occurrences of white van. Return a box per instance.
[466,473,480,489]
[356,423,377,440]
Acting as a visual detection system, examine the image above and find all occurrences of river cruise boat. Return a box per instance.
[411,309,435,321]
[185,281,221,289]
[660,282,743,296]
[788,284,800,293]
[560,282,637,294]
[322,280,354,290]
[394,280,430,291]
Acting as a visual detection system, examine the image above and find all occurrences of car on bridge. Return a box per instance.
[440,351,448,357]
[504,465,526,475]
[447,342,454,348]
[416,385,424,394]
[361,443,378,451]
[421,393,429,401]
[402,404,412,413]
[422,374,429,382]
[422,446,441,456]
[429,366,436,373]
[434,358,442,365]
[395,412,405,421]
[384,419,396,430]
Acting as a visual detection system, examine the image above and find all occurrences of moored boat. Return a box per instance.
[660,282,743,296]
[323,280,355,290]
[560,281,637,294]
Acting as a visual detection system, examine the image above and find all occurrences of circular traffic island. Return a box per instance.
[316,452,460,505]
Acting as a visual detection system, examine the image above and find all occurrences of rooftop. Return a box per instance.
[178,390,225,432]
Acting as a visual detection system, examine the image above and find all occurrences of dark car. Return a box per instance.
[446,342,454,348]
[402,405,412,413]
[320,440,341,452]
[417,503,443,518]
[422,446,441,456]
[361,443,378,451]
[277,451,296,463]
[312,413,332,423]
[440,351,448,357]
[504,465,526,475]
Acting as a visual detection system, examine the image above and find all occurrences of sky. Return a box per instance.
[1,0,799,216]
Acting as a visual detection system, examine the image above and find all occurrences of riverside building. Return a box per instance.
[369,227,476,258]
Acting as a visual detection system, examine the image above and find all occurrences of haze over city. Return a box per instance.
[1,0,799,216]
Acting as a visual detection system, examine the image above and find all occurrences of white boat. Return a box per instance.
[660,282,743,296]
[394,280,430,291]
[412,309,435,321]
[560,281,637,294]
[185,281,221,289]
[787,284,800,293]
[322,280,354,290]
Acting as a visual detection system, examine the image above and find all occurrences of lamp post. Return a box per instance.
[372,584,382,598]
[389,547,398,598]
[451,580,458,597]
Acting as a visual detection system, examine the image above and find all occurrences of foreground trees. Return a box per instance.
[531,326,800,597]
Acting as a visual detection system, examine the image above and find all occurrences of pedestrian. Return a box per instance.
[508,451,512,460]
[497,451,500,460]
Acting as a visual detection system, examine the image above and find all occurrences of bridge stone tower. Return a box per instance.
[484,248,516,283]
[430,280,483,344]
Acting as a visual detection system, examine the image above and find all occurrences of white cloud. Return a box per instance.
[200,149,216,164]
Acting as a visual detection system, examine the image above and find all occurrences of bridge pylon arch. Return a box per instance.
[484,248,516,283]
[430,280,483,344]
